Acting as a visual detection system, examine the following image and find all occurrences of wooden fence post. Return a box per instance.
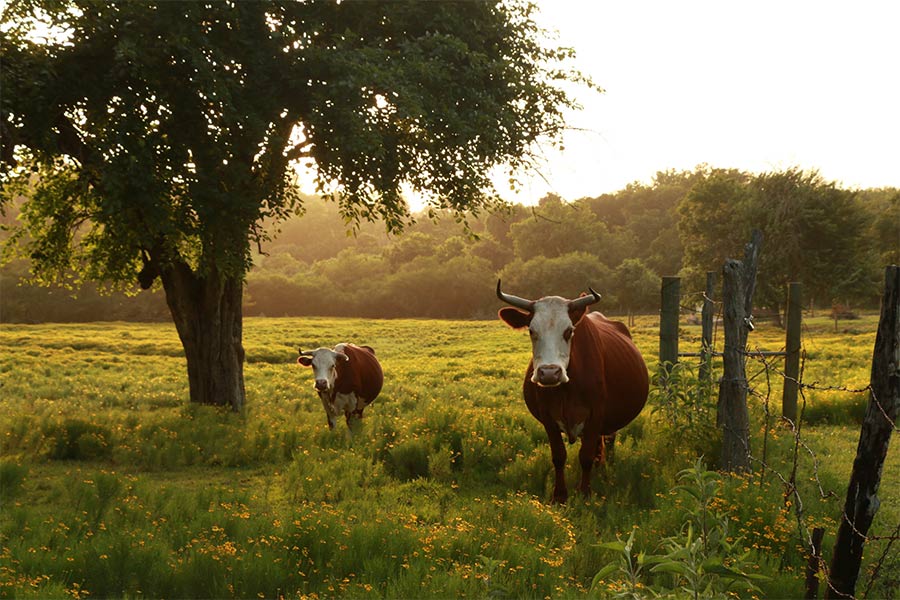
[700,271,716,385]
[659,276,680,371]
[782,282,803,423]
[806,527,825,599]
[717,230,762,473]
[826,265,900,599]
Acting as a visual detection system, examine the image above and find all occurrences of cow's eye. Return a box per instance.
[563,327,574,341]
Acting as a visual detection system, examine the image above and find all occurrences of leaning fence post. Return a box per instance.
[717,230,762,473]
[782,282,803,423]
[700,271,716,385]
[826,265,900,599]
[659,276,680,372]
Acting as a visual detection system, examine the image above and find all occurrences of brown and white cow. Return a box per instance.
[497,280,649,503]
[297,343,383,431]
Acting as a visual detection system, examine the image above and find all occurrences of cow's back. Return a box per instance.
[569,312,649,433]
[335,343,383,403]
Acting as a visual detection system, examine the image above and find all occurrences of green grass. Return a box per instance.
[0,313,896,598]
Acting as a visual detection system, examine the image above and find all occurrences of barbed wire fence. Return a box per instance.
[745,348,898,599]
[661,271,899,600]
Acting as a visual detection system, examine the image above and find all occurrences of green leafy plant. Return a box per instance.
[649,362,719,456]
[478,554,513,599]
[591,528,657,599]
[653,460,769,598]
[591,459,768,599]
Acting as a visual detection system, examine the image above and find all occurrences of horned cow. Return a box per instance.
[297,343,383,431]
[497,280,649,503]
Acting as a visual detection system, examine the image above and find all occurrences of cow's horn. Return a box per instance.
[496,279,534,311]
[568,287,601,310]
[299,348,314,356]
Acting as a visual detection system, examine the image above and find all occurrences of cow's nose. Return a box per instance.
[536,365,563,387]
[315,379,328,391]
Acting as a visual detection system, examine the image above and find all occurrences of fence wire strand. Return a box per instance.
[670,293,898,598]
[751,351,896,599]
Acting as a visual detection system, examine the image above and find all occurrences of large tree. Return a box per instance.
[676,168,753,292]
[747,169,875,311]
[677,167,877,314]
[1,1,588,410]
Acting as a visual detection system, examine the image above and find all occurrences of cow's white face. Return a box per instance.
[500,296,585,387]
[297,347,348,393]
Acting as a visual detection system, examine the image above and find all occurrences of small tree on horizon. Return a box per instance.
[614,257,657,324]
[1,0,591,410]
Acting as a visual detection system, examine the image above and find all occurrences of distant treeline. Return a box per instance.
[2,166,897,322]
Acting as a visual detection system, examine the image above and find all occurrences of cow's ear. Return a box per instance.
[360,345,375,355]
[298,356,313,367]
[499,307,532,329]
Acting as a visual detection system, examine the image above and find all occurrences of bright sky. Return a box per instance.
[507,0,900,204]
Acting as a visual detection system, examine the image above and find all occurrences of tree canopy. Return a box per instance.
[677,167,881,310]
[2,0,588,286]
[1,0,591,409]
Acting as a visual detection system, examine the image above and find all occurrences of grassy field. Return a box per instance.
[0,312,896,599]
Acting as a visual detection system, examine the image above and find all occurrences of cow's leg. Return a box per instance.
[601,433,616,464]
[578,430,602,497]
[331,393,360,434]
[542,422,568,504]
[345,399,366,430]
[343,412,356,437]
[344,409,363,433]
[318,393,336,429]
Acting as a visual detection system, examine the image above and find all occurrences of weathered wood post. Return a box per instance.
[659,276,680,371]
[717,230,762,473]
[782,282,803,423]
[826,265,900,599]
[805,527,826,599]
[700,271,716,385]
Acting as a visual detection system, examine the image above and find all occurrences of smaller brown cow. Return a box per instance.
[298,343,383,431]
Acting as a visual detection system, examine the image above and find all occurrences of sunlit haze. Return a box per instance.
[496,0,900,207]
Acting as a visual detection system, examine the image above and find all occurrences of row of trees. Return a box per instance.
[243,167,895,319]
[4,166,896,322]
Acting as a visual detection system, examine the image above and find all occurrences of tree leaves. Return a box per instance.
[2,0,586,287]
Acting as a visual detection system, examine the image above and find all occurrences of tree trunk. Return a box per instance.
[717,230,762,473]
[826,265,900,598]
[160,261,246,411]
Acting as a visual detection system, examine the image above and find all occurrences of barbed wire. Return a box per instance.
[668,311,898,599]
[743,345,899,435]
[751,352,895,598]
[664,285,898,597]
[862,522,900,599]
[713,353,892,600]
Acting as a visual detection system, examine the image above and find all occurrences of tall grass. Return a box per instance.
[0,314,895,598]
